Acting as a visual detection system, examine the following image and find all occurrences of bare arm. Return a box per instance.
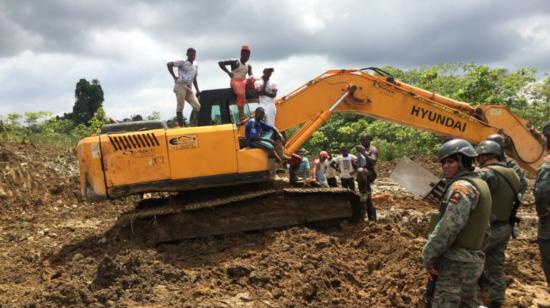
[259,79,277,98]
[218,60,236,78]
[357,145,378,166]
[248,65,253,77]
[193,73,200,95]
[166,62,177,81]
[311,160,320,179]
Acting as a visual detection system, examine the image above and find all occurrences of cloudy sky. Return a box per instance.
[1,0,550,120]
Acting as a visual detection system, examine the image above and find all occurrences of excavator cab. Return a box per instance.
[197,88,259,127]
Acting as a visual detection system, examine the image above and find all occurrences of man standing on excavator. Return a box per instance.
[535,121,550,287]
[254,67,277,126]
[356,133,378,221]
[475,140,520,308]
[422,139,491,307]
[219,45,253,120]
[166,47,201,127]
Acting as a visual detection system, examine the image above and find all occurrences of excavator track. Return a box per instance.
[113,183,364,244]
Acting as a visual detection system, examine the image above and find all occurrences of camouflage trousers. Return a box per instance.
[431,258,484,308]
[482,223,511,304]
[539,215,550,286]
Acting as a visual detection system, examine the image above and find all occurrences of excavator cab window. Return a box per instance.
[211,103,222,125]
[197,89,234,126]
[229,103,258,125]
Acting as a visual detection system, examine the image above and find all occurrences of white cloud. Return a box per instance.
[1,0,550,121]
[86,29,170,61]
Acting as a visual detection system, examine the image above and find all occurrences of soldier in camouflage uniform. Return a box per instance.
[486,134,528,200]
[422,139,492,307]
[475,141,520,308]
[535,121,550,287]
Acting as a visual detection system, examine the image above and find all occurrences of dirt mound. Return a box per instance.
[0,141,548,307]
[33,221,427,307]
[0,142,79,211]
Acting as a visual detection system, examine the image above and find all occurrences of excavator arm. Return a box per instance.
[274,68,546,174]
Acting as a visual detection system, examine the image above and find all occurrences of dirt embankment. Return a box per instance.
[0,142,548,307]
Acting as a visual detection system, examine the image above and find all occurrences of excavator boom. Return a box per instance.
[275,69,546,174]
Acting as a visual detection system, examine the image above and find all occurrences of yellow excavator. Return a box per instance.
[77,67,547,243]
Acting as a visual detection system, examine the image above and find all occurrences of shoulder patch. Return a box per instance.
[449,191,462,204]
[449,180,479,203]
[448,183,471,196]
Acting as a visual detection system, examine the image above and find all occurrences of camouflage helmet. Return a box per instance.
[486,134,506,148]
[543,121,550,135]
[476,140,501,156]
[438,139,478,162]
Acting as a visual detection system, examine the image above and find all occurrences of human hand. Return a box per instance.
[195,91,201,97]
[228,72,234,78]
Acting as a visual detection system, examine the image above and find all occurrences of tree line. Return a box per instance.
[1,63,549,157]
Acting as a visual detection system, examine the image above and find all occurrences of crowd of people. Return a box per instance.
[288,137,379,221]
[166,45,550,307]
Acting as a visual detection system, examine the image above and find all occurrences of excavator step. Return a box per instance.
[112,187,364,244]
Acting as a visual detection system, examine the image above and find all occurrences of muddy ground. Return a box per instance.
[0,141,548,307]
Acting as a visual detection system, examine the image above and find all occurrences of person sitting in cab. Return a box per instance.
[245,107,284,162]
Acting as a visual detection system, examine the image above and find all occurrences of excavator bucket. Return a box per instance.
[111,184,364,244]
[389,157,444,203]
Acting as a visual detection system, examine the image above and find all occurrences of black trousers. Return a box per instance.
[340,177,355,191]
[327,177,337,187]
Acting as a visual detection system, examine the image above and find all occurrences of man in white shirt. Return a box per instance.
[167,48,201,127]
[334,147,357,191]
[254,68,277,126]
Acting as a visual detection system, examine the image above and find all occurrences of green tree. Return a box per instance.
[527,75,550,129]
[146,111,161,121]
[66,78,104,125]
[89,106,108,133]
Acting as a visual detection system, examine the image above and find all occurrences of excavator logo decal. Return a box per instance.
[411,105,467,132]
[168,134,199,150]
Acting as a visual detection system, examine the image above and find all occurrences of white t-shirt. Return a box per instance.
[254,79,278,126]
[173,60,198,84]
[254,79,277,105]
[334,154,357,179]
[324,159,338,178]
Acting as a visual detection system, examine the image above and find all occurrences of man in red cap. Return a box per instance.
[311,150,330,187]
[218,45,253,120]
